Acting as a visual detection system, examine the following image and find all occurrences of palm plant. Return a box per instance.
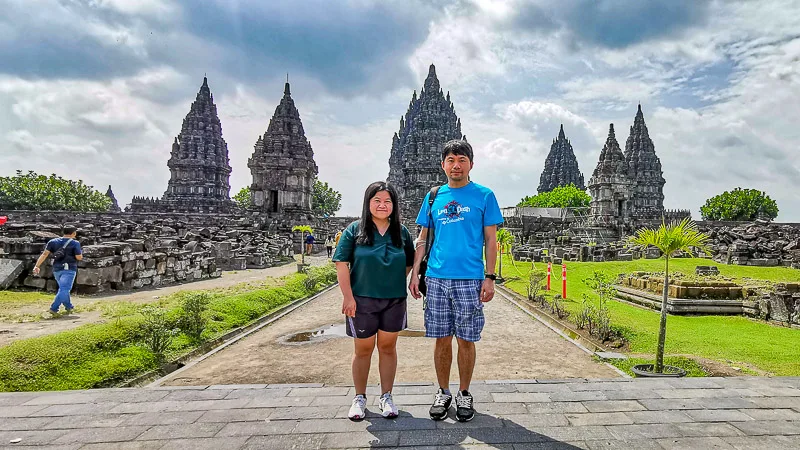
[496,228,515,281]
[292,225,313,266]
[630,217,710,373]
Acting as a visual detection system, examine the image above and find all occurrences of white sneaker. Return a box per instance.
[379,392,398,418]
[348,394,367,421]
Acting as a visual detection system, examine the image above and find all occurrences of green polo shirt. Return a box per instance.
[332,221,414,299]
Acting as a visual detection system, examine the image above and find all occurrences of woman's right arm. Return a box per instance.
[336,262,356,317]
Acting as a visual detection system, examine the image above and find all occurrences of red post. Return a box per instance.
[546,262,552,290]
[561,263,567,299]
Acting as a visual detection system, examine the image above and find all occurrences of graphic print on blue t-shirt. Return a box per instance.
[415,182,503,280]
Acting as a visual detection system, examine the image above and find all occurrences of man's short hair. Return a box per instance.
[62,225,77,235]
[441,139,473,162]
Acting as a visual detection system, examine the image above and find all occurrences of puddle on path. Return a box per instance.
[280,324,426,344]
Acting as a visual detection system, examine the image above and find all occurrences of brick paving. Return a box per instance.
[0,377,799,449]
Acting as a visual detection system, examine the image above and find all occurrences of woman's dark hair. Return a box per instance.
[441,139,473,162]
[356,181,403,247]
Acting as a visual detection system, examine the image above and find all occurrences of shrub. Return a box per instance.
[139,306,178,360]
[527,270,546,301]
[517,184,591,208]
[179,292,211,342]
[700,187,778,221]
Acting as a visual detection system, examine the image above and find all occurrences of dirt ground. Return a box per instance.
[0,256,329,347]
[162,285,619,386]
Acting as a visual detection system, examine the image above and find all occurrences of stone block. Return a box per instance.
[229,257,247,270]
[617,253,633,261]
[125,239,145,252]
[81,244,117,258]
[76,268,102,286]
[145,258,156,269]
[79,255,121,269]
[23,276,47,289]
[0,258,24,289]
[101,265,123,283]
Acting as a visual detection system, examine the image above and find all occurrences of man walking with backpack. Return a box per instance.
[32,225,83,316]
[409,139,504,422]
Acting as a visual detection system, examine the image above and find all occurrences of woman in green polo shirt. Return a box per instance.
[333,181,414,421]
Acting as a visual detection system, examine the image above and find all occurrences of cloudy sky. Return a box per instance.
[1,0,799,220]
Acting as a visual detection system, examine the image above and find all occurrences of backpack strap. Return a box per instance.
[423,185,442,260]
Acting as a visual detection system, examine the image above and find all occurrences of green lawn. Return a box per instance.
[501,256,800,376]
[0,265,337,392]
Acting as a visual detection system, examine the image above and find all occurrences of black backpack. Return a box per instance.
[52,238,73,261]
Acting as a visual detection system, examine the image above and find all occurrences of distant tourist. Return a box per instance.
[409,139,503,422]
[304,232,315,255]
[333,181,415,421]
[32,225,84,316]
[325,236,334,258]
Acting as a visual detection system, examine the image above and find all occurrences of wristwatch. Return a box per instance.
[485,273,497,281]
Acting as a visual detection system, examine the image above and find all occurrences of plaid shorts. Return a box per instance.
[424,277,485,342]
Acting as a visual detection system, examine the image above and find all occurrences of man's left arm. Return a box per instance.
[481,225,497,302]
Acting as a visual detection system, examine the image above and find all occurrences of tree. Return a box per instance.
[0,170,111,212]
[292,225,313,267]
[312,179,342,217]
[700,188,778,221]
[630,218,710,374]
[233,187,252,209]
[517,184,591,208]
[496,228,514,281]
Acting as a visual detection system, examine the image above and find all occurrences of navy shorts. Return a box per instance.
[346,296,407,339]
[424,277,485,342]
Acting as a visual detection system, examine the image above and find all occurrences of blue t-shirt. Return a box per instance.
[45,237,83,271]
[415,182,504,280]
[305,234,315,245]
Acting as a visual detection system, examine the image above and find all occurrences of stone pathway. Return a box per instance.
[1,377,798,449]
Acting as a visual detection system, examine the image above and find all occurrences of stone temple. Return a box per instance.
[538,124,585,193]
[388,64,463,228]
[130,77,234,213]
[105,185,121,212]
[588,124,632,229]
[248,81,318,215]
[625,104,666,221]
[587,105,686,233]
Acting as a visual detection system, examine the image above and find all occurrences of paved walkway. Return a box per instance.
[1,377,798,449]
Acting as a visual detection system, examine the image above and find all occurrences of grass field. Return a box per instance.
[0,265,337,392]
[501,256,800,376]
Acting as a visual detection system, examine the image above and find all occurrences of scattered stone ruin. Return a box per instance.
[0,211,356,294]
[615,270,800,326]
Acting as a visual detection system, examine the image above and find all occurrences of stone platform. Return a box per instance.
[0,377,799,449]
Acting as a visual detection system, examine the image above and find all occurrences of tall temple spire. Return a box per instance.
[588,123,633,230]
[388,63,462,231]
[159,76,233,207]
[538,124,585,193]
[105,185,121,212]
[624,104,665,219]
[249,80,318,214]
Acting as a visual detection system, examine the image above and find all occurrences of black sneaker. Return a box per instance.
[455,390,474,422]
[429,388,452,420]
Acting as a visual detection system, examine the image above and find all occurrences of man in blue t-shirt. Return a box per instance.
[409,139,504,423]
[33,225,83,316]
